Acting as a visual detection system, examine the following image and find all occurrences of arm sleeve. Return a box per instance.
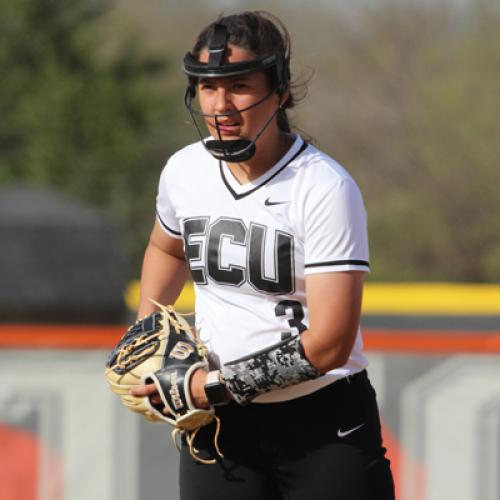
[303,178,370,274]
[156,162,183,239]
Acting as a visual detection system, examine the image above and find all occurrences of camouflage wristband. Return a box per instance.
[220,336,321,405]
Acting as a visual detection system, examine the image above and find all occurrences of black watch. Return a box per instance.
[204,370,230,407]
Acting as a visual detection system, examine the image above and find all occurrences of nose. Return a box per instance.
[213,87,234,115]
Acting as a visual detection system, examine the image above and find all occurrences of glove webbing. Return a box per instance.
[151,300,209,357]
[114,304,204,371]
[172,415,224,465]
[114,333,161,371]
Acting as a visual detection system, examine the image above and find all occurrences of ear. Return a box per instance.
[278,83,291,107]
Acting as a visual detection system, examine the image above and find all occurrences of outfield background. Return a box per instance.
[1,284,500,500]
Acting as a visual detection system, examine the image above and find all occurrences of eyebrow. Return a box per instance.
[198,74,252,84]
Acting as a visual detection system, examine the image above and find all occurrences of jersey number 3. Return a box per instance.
[183,217,295,294]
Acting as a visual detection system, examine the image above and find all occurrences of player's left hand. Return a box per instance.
[187,367,210,409]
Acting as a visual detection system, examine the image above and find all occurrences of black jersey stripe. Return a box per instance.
[156,211,182,236]
[305,259,370,269]
[219,141,309,201]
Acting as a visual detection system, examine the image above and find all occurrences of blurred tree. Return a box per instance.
[2,0,499,283]
[409,2,500,282]
[296,1,500,282]
[0,0,185,276]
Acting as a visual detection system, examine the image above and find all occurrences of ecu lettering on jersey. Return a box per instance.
[183,217,295,294]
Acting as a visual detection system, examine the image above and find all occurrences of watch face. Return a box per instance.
[205,382,229,406]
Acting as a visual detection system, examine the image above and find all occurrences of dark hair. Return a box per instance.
[190,11,304,133]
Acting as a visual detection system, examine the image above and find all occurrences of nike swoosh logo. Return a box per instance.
[264,197,289,206]
[337,423,365,438]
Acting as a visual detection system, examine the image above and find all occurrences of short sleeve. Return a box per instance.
[156,163,183,239]
[303,178,370,274]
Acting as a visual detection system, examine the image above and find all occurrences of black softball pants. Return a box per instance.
[179,370,395,500]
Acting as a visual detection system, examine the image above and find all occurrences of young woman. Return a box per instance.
[131,11,395,500]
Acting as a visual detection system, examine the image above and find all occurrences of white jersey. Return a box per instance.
[156,134,370,402]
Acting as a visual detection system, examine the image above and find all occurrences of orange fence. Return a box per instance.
[2,324,500,353]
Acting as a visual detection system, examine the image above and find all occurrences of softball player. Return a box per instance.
[132,11,395,500]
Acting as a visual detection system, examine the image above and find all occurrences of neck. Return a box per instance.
[225,131,295,183]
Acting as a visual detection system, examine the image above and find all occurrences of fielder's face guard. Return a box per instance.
[182,18,289,162]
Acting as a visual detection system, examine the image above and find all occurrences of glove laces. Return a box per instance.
[171,415,224,465]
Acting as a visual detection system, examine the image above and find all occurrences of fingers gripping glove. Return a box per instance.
[104,301,223,464]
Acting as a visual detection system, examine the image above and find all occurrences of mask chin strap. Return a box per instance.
[184,87,285,163]
[210,111,255,162]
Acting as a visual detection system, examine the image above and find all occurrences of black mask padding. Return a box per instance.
[207,21,230,68]
[205,139,256,162]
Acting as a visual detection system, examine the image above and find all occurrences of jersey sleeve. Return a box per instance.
[155,162,183,239]
[303,177,370,274]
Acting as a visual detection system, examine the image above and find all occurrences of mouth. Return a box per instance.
[210,120,241,137]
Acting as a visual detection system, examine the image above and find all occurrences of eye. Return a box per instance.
[232,81,250,92]
[199,81,216,91]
